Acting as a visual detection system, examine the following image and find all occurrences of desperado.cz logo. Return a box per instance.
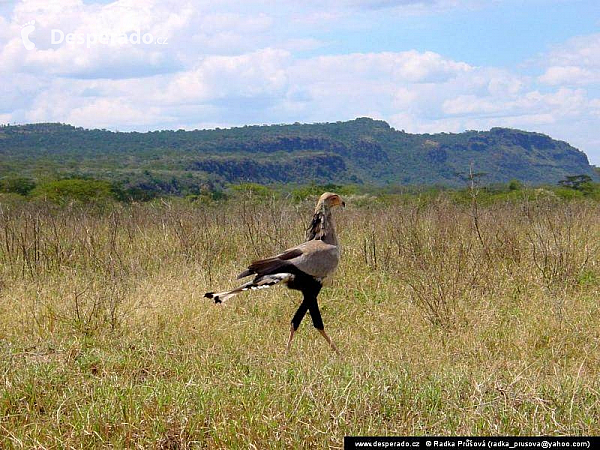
[21,20,36,50]
[21,21,167,50]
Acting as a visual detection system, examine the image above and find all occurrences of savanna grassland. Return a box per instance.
[1,193,600,448]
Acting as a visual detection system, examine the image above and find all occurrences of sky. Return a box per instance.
[1,0,600,162]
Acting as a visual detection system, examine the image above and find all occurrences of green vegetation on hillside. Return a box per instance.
[0,119,596,196]
[3,174,600,207]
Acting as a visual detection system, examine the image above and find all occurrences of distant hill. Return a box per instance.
[0,118,596,192]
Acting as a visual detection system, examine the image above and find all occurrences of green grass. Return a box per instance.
[1,195,600,448]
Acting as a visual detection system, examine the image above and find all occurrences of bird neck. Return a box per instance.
[307,207,338,246]
[322,212,338,246]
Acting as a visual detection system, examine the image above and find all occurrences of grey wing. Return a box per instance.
[288,240,340,279]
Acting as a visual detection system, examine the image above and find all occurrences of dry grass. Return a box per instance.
[1,194,600,448]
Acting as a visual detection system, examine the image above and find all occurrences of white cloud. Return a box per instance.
[0,72,46,114]
[1,0,282,79]
[393,87,418,109]
[539,66,595,85]
[279,37,327,52]
[545,33,600,68]
[292,51,472,85]
[0,0,599,164]
[1,0,190,78]
[442,87,589,119]
[66,98,166,128]
[301,0,481,14]
[163,48,290,104]
[538,33,600,86]
[442,95,498,115]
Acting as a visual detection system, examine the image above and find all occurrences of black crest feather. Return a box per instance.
[306,212,326,241]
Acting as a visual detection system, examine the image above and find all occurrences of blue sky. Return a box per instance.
[1,0,599,163]
[283,1,599,66]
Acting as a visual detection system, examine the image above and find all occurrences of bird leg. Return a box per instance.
[308,298,341,355]
[287,301,309,354]
[287,290,340,356]
[286,324,296,355]
[318,329,340,356]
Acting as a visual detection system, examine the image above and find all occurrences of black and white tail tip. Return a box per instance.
[204,273,291,304]
[204,292,221,303]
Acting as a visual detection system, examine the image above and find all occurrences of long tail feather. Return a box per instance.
[205,273,292,303]
[237,249,302,279]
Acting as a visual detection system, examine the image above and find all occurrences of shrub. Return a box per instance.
[508,179,523,191]
[230,183,275,199]
[31,178,116,204]
[0,176,36,195]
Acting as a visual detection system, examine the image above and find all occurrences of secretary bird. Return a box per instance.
[204,192,345,354]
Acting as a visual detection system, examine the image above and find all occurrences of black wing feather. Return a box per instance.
[237,248,303,279]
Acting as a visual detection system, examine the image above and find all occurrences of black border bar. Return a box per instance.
[344,436,596,449]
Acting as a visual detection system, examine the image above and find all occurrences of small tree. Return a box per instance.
[0,176,36,195]
[508,179,523,191]
[31,179,116,204]
[558,174,593,191]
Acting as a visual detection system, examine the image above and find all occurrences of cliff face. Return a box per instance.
[0,118,596,186]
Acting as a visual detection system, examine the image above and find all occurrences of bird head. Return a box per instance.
[315,192,345,213]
